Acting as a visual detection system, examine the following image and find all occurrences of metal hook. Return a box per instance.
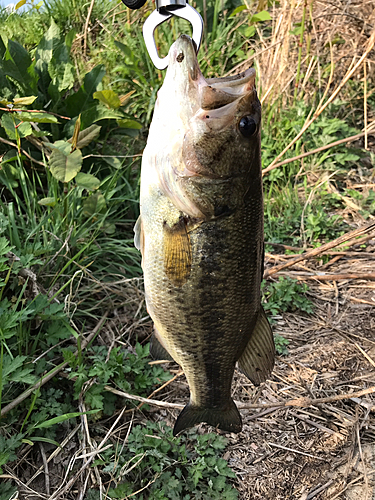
[143,2,203,70]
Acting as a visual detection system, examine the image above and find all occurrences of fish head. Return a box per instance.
[164,35,261,179]
[144,35,261,218]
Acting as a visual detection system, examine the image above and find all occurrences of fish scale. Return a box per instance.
[135,34,275,435]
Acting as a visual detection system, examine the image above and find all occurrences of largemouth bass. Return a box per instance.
[135,35,275,435]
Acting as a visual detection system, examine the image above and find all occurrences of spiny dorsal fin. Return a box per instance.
[163,217,191,287]
[237,306,275,386]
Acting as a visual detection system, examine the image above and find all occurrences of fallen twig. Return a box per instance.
[105,385,375,411]
[49,408,126,500]
[279,272,375,281]
[263,125,375,175]
[26,425,80,486]
[0,137,45,167]
[264,222,375,278]
[268,442,325,460]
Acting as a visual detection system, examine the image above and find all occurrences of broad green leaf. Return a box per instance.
[103,223,116,235]
[0,163,19,188]
[93,90,121,109]
[17,121,33,138]
[13,96,37,106]
[114,40,133,58]
[230,5,246,16]
[83,192,107,216]
[0,37,6,59]
[1,113,32,139]
[15,0,26,9]
[48,43,74,92]
[69,124,101,149]
[65,29,76,50]
[49,148,82,183]
[35,20,61,64]
[80,105,123,128]
[65,65,106,117]
[117,119,142,130]
[75,173,100,190]
[38,197,56,207]
[46,140,71,154]
[35,20,61,93]
[1,40,37,93]
[102,156,122,169]
[36,1,43,8]
[32,130,52,137]
[1,150,19,164]
[250,10,271,23]
[290,25,303,36]
[17,112,58,123]
[34,410,99,429]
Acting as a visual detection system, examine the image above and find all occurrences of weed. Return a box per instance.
[262,277,313,355]
[65,343,172,413]
[263,277,314,317]
[97,421,238,499]
[274,335,290,356]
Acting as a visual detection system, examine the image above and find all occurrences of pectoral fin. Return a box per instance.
[238,307,275,386]
[133,216,144,254]
[163,217,192,287]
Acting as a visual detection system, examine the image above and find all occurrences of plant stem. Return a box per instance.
[294,0,307,103]
[0,341,3,412]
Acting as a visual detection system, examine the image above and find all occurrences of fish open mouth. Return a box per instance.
[167,35,256,113]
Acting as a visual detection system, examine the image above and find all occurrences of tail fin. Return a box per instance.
[173,400,242,436]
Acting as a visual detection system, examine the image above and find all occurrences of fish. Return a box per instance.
[134,34,275,436]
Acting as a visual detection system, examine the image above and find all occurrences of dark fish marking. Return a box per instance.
[213,205,232,218]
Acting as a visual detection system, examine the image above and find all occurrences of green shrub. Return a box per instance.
[100,422,238,500]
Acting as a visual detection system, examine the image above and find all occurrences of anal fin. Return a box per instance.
[149,328,174,362]
[237,306,275,386]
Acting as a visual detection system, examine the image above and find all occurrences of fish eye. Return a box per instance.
[238,116,257,138]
